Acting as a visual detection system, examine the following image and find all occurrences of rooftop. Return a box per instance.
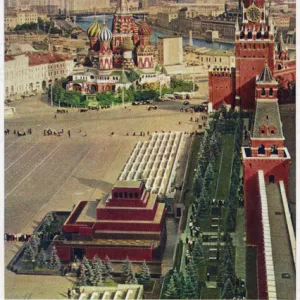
[253,100,284,139]
[76,201,97,222]
[28,52,72,66]
[113,180,142,189]
[265,183,296,299]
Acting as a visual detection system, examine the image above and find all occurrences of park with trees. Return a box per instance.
[162,104,247,299]
[49,77,194,108]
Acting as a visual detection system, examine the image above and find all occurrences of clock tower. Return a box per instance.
[235,1,275,110]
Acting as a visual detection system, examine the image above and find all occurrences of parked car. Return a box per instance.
[183,101,190,105]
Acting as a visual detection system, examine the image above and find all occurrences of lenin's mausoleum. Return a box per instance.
[53,180,167,261]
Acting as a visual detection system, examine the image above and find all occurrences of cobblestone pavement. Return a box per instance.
[4,94,203,299]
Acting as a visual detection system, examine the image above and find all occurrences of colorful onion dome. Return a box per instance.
[122,37,135,51]
[132,21,139,33]
[99,24,113,41]
[138,21,152,36]
[87,19,101,38]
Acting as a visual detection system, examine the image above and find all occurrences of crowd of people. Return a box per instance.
[4,233,31,242]
[4,128,32,136]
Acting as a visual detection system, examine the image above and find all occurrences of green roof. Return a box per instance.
[128,69,141,82]
[118,70,130,84]
[252,100,283,139]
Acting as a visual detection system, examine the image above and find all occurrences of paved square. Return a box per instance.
[4,94,206,298]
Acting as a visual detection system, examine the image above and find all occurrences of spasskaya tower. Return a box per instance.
[235,0,276,110]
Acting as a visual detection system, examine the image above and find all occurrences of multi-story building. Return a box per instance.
[273,14,291,28]
[185,48,235,70]
[156,11,178,28]
[4,11,39,31]
[158,37,183,66]
[169,13,235,40]
[29,0,64,14]
[5,32,47,43]
[68,0,111,13]
[5,52,74,98]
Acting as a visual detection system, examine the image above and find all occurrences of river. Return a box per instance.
[76,15,234,50]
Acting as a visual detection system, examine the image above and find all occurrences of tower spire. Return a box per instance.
[116,0,129,14]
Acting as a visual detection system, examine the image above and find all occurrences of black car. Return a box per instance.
[183,101,190,105]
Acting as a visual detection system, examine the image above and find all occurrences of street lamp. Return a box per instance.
[122,86,125,108]
[32,259,35,270]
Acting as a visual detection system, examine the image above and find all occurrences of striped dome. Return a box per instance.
[87,19,101,38]
[122,37,135,51]
[99,25,113,41]
[138,21,151,35]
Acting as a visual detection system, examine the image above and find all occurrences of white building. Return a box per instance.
[5,52,74,98]
[158,37,183,66]
[4,11,39,31]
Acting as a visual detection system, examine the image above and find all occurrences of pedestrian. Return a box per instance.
[67,288,71,299]
[207,273,210,281]
[54,114,57,119]
[14,130,16,134]
[4,233,7,241]
[84,132,87,137]
[60,265,64,276]
[68,130,71,138]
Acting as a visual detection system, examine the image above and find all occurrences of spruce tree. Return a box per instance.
[48,246,61,269]
[193,172,203,198]
[103,255,113,281]
[198,193,208,216]
[122,256,131,281]
[186,259,198,294]
[222,257,235,284]
[172,269,184,299]
[92,256,104,286]
[182,273,197,299]
[36,248,47,268]
[139,260,151,285]
[164,276,178,299]
[23,242,35,261]
[78,264,88,286]
[204,162,214,190]
[221,277,234,299]
[192,238,206,265]
[29,235,40,256]
[126,266,138,284]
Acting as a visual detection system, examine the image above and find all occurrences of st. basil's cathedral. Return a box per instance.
[66,0,169,94]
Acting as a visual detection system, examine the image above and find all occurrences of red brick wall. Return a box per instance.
[56,245,71,261]
[85,246,154,261]
[235,42,275,110]
[242,171,268,300]
[243,158,290,200]
[208,71,235,109]
[250,140,285,148]
[97,202,158,221]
